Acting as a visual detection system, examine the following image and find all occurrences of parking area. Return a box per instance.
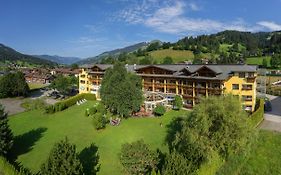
[0,89,61,116]
[260,95,281,132]
[0,98,25,116]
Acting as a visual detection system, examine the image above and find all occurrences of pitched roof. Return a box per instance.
[83,64,257,80]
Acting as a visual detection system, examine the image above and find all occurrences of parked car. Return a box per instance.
[264,100,272,112]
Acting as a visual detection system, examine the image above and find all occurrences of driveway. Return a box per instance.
[260,95,281,132]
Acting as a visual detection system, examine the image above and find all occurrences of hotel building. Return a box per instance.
[79,64,257,112]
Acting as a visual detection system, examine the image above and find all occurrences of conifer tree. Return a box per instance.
[0,104,13,156]
[40,138,83,175]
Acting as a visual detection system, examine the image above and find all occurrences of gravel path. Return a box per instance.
[0,98,25,116]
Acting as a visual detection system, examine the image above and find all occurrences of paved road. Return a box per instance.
[260,95,281,132]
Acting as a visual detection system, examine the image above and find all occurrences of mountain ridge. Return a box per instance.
[34,55,82,65]
[0,43,57,66]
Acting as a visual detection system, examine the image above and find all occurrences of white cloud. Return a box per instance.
[188,2,200,11]
[70,36,107,44]
[116,0,280,35]
[143,1,258,34]
[257,21,281,31]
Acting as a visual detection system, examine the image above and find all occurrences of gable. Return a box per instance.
[91,65,104,72]
[135,65,174,75]
[195,66,217,77]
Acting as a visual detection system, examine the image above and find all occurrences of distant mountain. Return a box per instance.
[76,42,149,65]
[34,55,82,65]
[0,43,56,66]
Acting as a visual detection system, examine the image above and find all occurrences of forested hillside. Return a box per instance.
[0,43,57,67]
[90,30,281,68]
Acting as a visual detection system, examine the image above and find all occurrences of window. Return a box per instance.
[232,84,239,90]
[80,80,85,84]
[248,72,254,78]
[239,72,245,78]
[242,84,252,90]
[80,74,85,78]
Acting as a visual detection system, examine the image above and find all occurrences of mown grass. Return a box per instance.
[28,83,48,90]
[8,101,189,175]
[149,49,194,63]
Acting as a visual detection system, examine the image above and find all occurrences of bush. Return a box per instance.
[153,105,166,116]
[45,93,96,114]
[96,103,106,115]
[92,113,106,130]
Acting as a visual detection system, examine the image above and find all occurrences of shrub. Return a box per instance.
[96,103,106,115]
[92,113,106,130]
[153,105,166,116]
[89,107,97,116]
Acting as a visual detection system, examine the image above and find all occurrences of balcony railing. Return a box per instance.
[182,94,193,98]
[243,98,252,101]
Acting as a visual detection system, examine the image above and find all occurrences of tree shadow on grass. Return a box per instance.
[79,143,100,175]
[8,127,47,162]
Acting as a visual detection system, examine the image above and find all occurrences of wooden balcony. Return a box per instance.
[182,94,193,99]
[243,98,252,102]
[154,83,165,87]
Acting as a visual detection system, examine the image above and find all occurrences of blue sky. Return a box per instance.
[1,0,281,58]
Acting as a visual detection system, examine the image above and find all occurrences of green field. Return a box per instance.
[246,56,271,66]
[28,83,48,90]
[8,101,188,175]
[149,49,194,63]
[217,130,281,175]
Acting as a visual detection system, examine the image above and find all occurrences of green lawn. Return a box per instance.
[217,130,281,175]
[246,56,271,66]
[8,101,188,175]
[28,83,48,90]
[149,49,194,63]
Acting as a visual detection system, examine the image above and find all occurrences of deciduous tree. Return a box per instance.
[100,63,143,117]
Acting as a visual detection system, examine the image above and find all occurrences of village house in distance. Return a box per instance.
[79,64,257,112]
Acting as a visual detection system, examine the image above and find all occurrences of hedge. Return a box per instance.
[248,99,264,128]
[45,93,96,114]
[0,156,21,175]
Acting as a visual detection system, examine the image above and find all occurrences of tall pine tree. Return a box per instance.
[0,104,14,156]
